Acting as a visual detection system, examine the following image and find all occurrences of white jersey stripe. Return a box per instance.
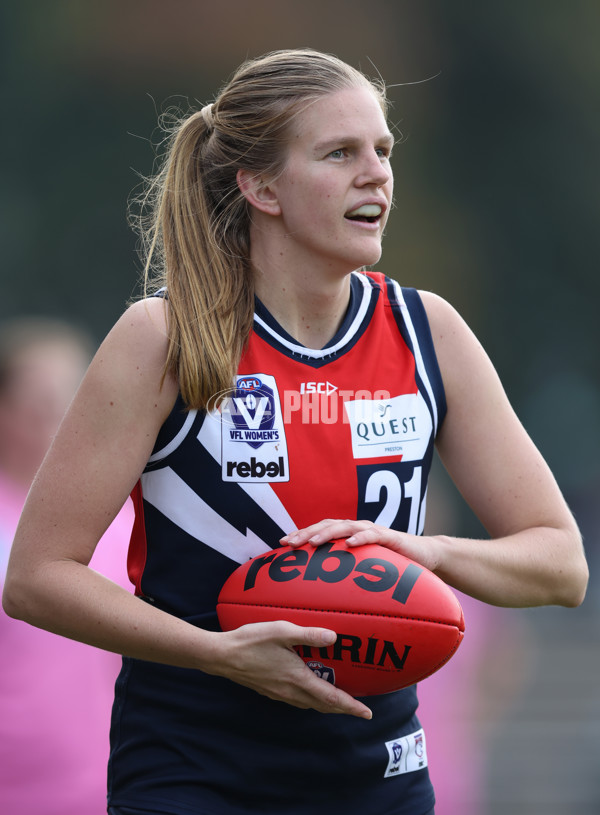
[197,410,298,535]
[140,467,272,564]
[148,409,198,464]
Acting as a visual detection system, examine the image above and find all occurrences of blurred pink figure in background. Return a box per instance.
[0,318,133,815]
[418,470,532,815]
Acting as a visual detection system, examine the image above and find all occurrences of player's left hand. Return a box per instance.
[281,519,443,573]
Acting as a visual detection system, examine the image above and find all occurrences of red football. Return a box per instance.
[217,539,465,696]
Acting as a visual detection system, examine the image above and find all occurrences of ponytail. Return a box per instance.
[136,107,253,409]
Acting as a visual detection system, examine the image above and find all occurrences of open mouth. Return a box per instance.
[344,204,383,224]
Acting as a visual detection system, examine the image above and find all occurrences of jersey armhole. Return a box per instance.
[401,287,448,430]
[146,395,198,465]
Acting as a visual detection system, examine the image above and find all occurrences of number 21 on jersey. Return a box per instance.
[356,463,426,535]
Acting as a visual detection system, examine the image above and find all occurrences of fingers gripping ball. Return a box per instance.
[217,539,465,696]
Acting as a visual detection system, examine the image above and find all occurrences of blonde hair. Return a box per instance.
[133,49,388,409]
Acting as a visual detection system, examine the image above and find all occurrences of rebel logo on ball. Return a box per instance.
[242,541,424,606]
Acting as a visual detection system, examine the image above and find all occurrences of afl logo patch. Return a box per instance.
[236,377,262,391]
[220,373,290,483]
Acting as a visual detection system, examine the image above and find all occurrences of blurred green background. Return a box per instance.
[2,2,598,813]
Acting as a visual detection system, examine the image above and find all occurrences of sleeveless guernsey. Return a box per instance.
[108,271,446,815]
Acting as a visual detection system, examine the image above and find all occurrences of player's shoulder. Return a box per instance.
[107,296,170,363]
[87,296,177,413]
[416,290,459,323]
[415,290,478,349]
[118,295,169,335]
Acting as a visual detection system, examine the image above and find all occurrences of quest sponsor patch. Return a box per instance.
[344,392,432,461]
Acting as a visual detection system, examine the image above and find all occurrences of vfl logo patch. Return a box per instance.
[227,377,277,450]
[220,373,290,483]
[384,728,428,778]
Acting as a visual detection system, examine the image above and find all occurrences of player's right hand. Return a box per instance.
[206,621,373,719]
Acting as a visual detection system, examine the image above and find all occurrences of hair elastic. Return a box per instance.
[200,103,214,131]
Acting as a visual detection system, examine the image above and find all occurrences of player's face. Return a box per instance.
[271,85,394,275]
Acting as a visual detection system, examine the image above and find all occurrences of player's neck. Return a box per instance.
[253,268,352,350]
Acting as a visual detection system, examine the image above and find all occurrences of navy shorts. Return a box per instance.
[109,809,435,815]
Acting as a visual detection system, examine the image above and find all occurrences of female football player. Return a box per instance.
[3,49,587,815]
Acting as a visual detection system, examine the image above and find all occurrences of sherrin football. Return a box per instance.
[217,539,465,696]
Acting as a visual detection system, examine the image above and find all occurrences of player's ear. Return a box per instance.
[236,169,281,216]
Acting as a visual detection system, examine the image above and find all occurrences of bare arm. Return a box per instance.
[420,290,587,607]
[2,298,371,718]
[283,292,588,608]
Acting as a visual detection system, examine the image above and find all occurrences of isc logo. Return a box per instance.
[243,541,423,605]
[299,381,338,395]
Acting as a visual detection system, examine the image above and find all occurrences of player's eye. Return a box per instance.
[328,148,346,159]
